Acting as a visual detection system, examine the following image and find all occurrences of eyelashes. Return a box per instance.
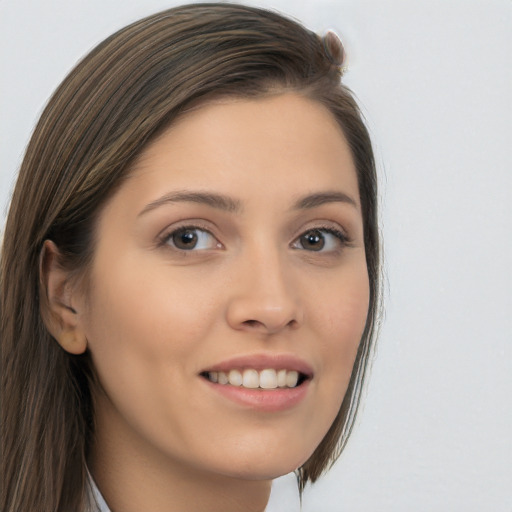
[159,223,350,255]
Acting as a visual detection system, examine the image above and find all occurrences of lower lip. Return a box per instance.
[202,378,310,412]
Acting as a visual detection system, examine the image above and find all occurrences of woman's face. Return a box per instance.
[79,93,369,480]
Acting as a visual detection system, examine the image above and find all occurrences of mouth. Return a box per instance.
[199,354,314,411]
[200,368,310,390]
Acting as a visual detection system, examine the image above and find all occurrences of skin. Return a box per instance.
[45,93,369,511]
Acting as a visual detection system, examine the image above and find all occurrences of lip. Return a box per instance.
[202,378,310,412]
[199,353,314,413]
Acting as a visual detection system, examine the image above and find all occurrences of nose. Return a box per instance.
[225,246,304,335]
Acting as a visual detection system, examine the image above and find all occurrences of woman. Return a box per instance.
[0,3,380,511]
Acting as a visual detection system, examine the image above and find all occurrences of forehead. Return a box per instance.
[111,93,360,217]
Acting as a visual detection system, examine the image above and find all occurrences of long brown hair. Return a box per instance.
[0,4,380,510]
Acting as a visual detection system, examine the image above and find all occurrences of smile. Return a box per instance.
[199,354,314,411]
[202,368,307,389]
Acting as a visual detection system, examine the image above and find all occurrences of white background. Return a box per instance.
[1,1,510,510]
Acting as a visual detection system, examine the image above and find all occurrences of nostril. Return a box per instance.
[287,319,299,329]
[240,317,299,334]
[242,319,261,328]
[227,298,303,334]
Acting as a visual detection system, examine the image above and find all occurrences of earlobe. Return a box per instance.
[39,240,88,354]
[57,330,88,355]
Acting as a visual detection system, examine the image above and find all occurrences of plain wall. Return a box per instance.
[1,1,510,510]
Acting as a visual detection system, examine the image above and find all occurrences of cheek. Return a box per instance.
[81,255,219,402]
[81,257,225,449]
[319,265,370,351]
[312,266,370,409]
[85,254,212,345]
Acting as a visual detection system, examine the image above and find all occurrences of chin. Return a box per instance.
[200,438,317,481]
[217,462,301,482]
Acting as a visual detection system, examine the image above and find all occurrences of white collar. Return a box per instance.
[88,472,111,512]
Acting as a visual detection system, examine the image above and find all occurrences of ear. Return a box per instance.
[39,240,87,355]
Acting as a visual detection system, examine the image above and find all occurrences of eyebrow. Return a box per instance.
[138,189,358,217]
[138,191,242,217]
[293,191,359,210]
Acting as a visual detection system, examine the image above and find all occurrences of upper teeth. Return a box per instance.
[207,369,300,389]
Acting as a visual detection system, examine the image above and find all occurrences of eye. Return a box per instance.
[292,228,346,252]
[163,226,220,251]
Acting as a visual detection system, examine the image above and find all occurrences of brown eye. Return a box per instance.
[292,228,347,253]
[165,227,219,251]
[172,229,198,249]
[299,230,325,251]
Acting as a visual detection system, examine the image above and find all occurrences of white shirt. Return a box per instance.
[88,475,111,512]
